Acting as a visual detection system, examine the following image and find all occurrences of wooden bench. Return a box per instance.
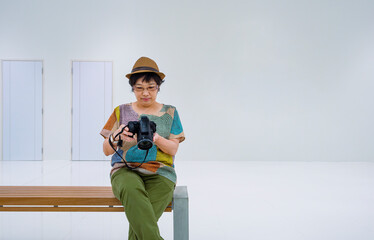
[0,185,189,240]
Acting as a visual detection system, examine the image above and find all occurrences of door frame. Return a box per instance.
[1,59,44,161]
[70,60,113,161]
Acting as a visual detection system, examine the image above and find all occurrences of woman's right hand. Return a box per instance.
[113,124,136,143]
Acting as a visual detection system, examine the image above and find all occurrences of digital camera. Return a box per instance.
[126,116,157,150]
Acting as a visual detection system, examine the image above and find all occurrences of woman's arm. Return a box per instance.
[154,133,180,156]
[103,138,116,156]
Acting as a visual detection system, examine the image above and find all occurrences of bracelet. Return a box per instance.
[110,134,119,144]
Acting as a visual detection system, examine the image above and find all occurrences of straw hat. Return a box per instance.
[125,56,165,80]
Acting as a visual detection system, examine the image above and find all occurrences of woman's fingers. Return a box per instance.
[118,125,126,134]
[120,129,135,142]
[113,125,126,139]
[122,128,133,137]
[121,134,136,142]
[113,125,136,142]
[153,132,160,143]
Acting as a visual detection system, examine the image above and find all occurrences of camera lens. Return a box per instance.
[138,139,153,150]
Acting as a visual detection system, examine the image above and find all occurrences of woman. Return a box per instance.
[100,56,185,240]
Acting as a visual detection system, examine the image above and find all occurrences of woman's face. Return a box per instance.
[133,77,159,107]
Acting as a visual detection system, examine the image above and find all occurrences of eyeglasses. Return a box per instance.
[133,85,159,93]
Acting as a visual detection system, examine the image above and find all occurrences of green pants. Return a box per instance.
[111,168,175,240]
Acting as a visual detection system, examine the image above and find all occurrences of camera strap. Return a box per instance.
[108,128,149,170]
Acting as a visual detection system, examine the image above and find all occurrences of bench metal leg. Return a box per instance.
[173,186,189,240]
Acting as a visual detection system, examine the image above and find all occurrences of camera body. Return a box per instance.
[127,116,157,150]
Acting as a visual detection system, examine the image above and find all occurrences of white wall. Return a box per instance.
[1,0,374,161]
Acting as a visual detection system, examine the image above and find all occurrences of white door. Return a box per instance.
[72,61,112,161]
[2,60,43,160]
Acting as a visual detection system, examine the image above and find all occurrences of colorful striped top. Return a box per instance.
[100,103,185,183]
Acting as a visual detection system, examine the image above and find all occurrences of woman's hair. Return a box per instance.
[129,72,165,92]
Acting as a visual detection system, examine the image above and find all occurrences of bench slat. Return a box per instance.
[0,186,122,206]
[0,206,172,212]
[0,206,125,212]
[0,186,117,198]
[0,186,172,212]
[0,197,122,205]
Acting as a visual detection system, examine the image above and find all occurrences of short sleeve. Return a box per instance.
[100,107,120,139]
[169,108,185,143]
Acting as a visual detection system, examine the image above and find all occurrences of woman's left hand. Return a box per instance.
[153,132,161,143]
[152,133,179,155]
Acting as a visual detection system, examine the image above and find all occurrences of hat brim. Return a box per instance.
[125,70,165,80]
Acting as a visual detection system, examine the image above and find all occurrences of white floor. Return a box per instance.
[0,160,373,240]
